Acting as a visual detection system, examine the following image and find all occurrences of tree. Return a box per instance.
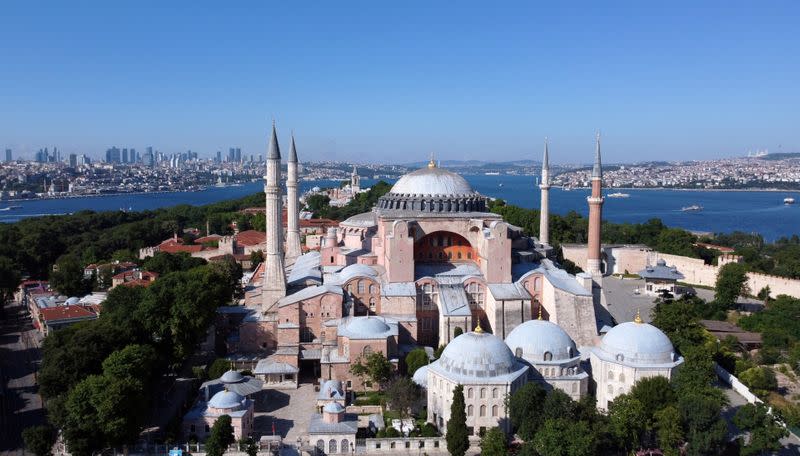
[446,385,469,456]
[405,348,429,376]
[480,427,507,456]
[101,344,158,381]
[507,382,546,440]
[350,352,392,390]
[385,376,419,418]
[533,418,596,456]
[677,390,728,456]
[737,367,777,398]
[733,403,788,456]
[209,358,233,380]
[541,389,578,422]
[206,415,235,456]
[654,405,683,456]
[22,425,56,456]
[714,262,749,310]
[628,376,677,428]
[0,255,21,308]
[433,344,446,359]
[249,249,264,270]
[50,254,92,297]
[608,394,646,452]
[453,326,463,337]
[142,251,207,275]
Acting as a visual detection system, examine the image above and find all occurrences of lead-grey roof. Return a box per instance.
[428,332,529,384]
[318,380,345,400]
[254,357,300,375]
[389,166,477,196]
[638,260,685,281]
[287,251,322,286]
[438,283,472,316]
[415,262,483,281]
[308,413,358,435]
[340,211,377,228]
[201,373,264,397]
[336,316,398,340]
[278,284,342,307]
[381,282,417,297]
[488,283,530,301]
[512,259,592,297]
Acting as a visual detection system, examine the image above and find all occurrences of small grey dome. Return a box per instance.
[390,167,476,197]
[344,316,389,336]
[339,264,378,283]
[505,320,577,362]
[438,331,516,378]
[323,402,345,414]
[208,390,244,409]
[220,370,244,383]
[600,321,676,365]
[66,297,81,305]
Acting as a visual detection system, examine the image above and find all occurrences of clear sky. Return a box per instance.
[1,1,798,164]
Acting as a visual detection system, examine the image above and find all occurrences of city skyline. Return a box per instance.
[1,2,798,163]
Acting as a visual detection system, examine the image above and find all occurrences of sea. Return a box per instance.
[1,175,798,241]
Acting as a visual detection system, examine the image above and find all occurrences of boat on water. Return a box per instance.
[784,197,795,205]
[607,192,630,198]
[0,207,10,211]
[498,183,504,187]
[681,204,703,212]
[484,172,500,176]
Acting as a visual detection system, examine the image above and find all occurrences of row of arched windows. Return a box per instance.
[466,404,499,417]
[466,387,498,399]
[316,438,350,454]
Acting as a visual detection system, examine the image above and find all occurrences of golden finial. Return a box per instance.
[537,305,543,320]
[634,308,643,324]
[474,322,483,334]
[428,152,437,168]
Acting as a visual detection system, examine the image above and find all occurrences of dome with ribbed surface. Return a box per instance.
[599,321,677,365]
[505,319,577,362]
[220,370,244,383]
[412,364,429,388]
[323,402,345,414]
[437,331,516,378]
[390,167,476,196]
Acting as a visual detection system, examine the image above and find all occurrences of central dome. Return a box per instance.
[599,322,678,365]
[390,167,476,196]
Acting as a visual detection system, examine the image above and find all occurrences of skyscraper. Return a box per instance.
[69,153,78,168]
[216,150,222,163]
[235,147,242,163]
[4,149,11,162]
[122,148,129,164]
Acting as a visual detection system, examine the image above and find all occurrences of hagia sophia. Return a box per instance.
[218,124,683,441]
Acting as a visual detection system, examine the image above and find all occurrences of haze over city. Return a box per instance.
[1,1,798,163]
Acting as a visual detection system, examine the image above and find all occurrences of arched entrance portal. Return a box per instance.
[414,231,477,264]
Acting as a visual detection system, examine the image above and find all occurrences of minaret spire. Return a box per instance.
[538,138,551,246]
[262,121,287,310]
[586,132,604,276]
[285,134,302,262]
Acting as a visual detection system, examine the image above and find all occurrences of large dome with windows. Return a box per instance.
[378,164,488,213]
[598,321,679,365]
[435,331,518,379]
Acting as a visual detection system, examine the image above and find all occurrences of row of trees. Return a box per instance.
[36,256,238,455]
[305,181,393,221]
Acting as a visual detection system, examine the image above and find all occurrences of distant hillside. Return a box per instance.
[757,152,800,161]
[403,159,539,169]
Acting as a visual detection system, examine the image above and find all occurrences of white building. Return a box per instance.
[590,314,684,410]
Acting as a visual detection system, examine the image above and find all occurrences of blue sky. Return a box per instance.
[1,1,798,163]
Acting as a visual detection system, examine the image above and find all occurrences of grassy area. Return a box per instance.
[353,390,387,406]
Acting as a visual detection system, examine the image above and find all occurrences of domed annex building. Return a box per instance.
[590,313,684,410]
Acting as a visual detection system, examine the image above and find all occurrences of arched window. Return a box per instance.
[341,439,349,453]
[369,284,377,294]
[467,252,472,259]
[543,351,553,361]
[534,277,541,291]
[515,347,523,358]
[479,405,486,417]
[363,346,373,356]
[492,388,498,399]
[492,405,498,416]
[480,388,486,399]
[458,252,462,259]
[467,405,474,416]
[618,373,626,383]
[357,280,365,294]
[607,385,613,394]
[467,388,473,399]
[316,440,324,451]
[329,439,338,454]
[369,298,376,311]
[572,383,578,393]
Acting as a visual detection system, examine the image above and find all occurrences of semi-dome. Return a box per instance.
[338,316,395,340]
[437,331,517,378]
[390,166,476,196]
[323,401,346,414]
[338,264,378,282]
[378,164,488,213]
[220,369,244,384]
[599,321,677,365]
[505,319,578,362]
[208,390,245,409]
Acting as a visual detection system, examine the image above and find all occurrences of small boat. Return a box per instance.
[607,192,630,198]
[0,207,10,211]
[8,205,21,209]
[784,197,795,205]
[681,205,703,212]
[498,183,504,187]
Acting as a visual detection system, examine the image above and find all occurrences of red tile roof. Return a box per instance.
[39,305,96,322]
[160,243,204,253]
[235,230,266,246]
[195,234,223,244]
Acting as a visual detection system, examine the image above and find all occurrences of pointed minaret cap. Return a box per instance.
[592,132,602,179]
[543,138,550,170]
[473,322,483,334]
[268,120,281,160]
[537,305,543,320]
[289,133,298,163]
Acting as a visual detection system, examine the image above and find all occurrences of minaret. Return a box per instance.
[350,165,360,193]
[539,138,551,246]
[285,134,302,262]
[586,133,604,276]
[263,122,287,310]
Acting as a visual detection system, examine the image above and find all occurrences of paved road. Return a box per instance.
[0,300,45,453]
